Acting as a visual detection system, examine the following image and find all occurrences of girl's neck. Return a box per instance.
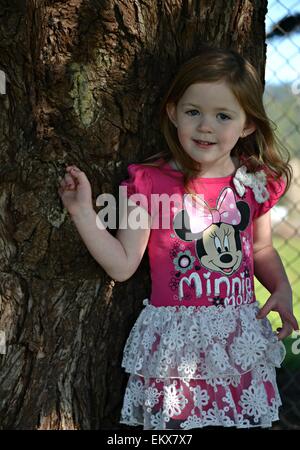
[169,157,240,178]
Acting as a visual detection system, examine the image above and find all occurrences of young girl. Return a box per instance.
[58,46,299,430]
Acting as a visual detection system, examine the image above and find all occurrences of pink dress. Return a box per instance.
[119,159,286,430]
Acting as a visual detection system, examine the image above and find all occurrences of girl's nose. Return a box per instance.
[197,116,213,132]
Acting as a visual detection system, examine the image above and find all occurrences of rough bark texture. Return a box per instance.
[0,0,267,429]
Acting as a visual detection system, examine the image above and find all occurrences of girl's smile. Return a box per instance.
[193,139,217,149]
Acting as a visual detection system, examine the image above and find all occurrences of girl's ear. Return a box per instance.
[241,121,256,138]
[166,102,178,128]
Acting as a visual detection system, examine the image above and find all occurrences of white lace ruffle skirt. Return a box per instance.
[120,300,286,430]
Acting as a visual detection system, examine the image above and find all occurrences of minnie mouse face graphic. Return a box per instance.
[173,187,250,276]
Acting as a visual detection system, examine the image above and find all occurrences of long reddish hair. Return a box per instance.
[143,45,291,194]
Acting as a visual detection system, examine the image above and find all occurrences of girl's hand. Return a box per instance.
[58,165,93,217]
[256,285,299,340]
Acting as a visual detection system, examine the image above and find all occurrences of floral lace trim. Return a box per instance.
[233,165,270,203]
[122,301,286,380]
[120,373,282,430]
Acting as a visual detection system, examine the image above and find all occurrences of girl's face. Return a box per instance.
[166,81,255,174]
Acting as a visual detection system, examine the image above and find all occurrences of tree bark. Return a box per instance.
[0,0,267,429]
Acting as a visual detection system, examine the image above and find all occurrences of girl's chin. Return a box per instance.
[189,151,218,162]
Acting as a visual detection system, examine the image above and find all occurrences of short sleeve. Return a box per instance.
[253,175,286,219]
[120,164,153,215]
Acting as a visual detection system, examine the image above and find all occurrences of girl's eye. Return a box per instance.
[186,110,199,116]
[217,113,231,121]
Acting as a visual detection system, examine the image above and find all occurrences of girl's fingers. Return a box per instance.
[280,310,299,331]
[65,173,75,187]
[257,301,299,332]
[58,166,88,195]
[66,165,81,173]
[66,167,87,186]
[59,176,74,192]
[66,165,79,169]
[277,322,293,340]
[256,300,274,319]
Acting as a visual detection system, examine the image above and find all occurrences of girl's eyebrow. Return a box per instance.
[182,103,237,114]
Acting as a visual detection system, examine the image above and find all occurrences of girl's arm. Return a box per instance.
[253,211,290,293]
[71,205,151,282]
[253,211,299,339]
[59,166,151,282]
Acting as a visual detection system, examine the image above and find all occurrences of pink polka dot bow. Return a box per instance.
[184,187,241,234]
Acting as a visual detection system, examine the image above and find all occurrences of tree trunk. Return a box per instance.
[0,0,267,429]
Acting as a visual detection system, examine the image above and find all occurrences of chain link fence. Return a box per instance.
[258,0,300,430]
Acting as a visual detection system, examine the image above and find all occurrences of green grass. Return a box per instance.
[255,236,300,368]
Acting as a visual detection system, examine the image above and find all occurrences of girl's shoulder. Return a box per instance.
[124,158,181,181]
[120,158,170,195]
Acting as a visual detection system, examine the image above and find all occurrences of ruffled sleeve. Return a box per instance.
[253,175,286,219]
[120,164,153,215]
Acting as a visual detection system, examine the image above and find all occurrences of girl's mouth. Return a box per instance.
[193,139,216,148]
